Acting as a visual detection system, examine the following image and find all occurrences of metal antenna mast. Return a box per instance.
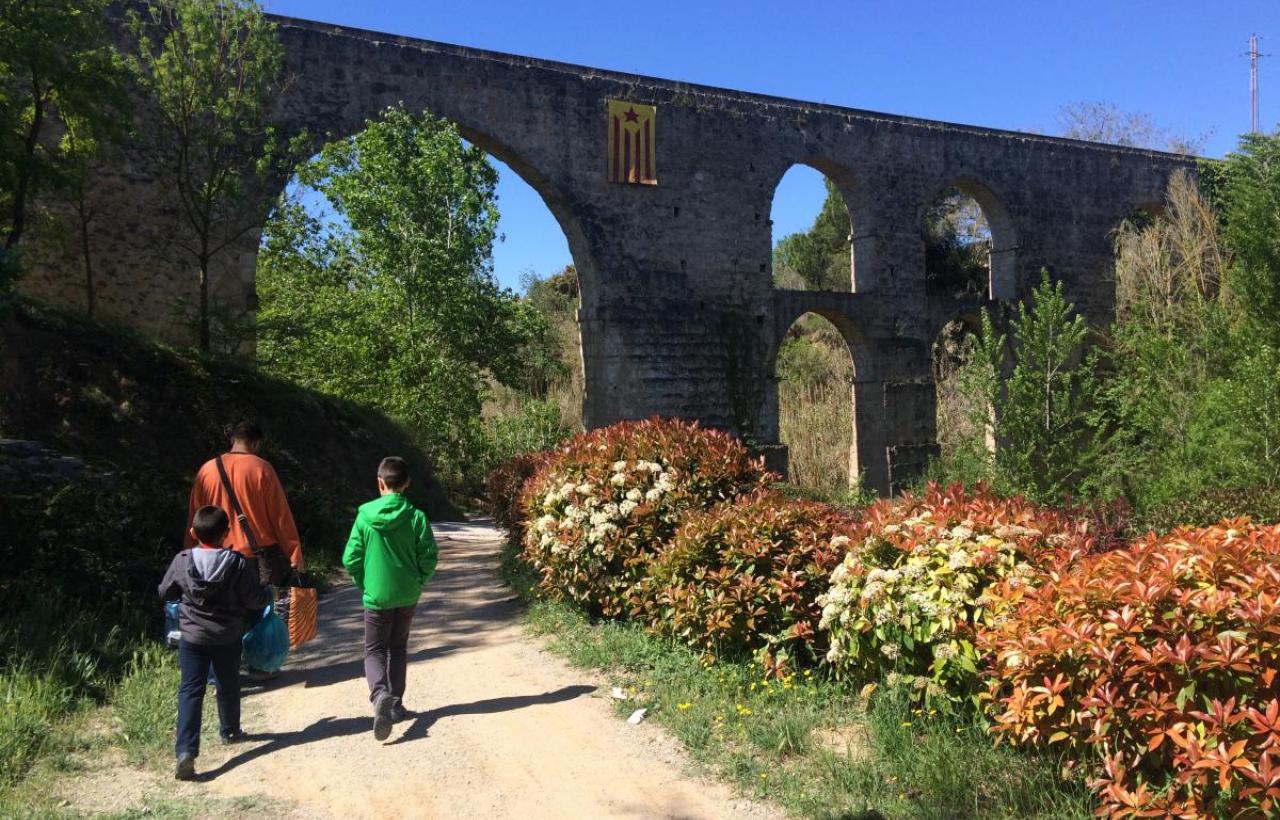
[1249,33,1268,133]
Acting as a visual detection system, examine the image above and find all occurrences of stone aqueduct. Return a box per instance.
[22,14,1196,493]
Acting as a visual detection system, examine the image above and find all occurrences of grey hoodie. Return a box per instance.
[159,547,272,645]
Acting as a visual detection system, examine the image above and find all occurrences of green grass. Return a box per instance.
[510,543,1092,819]
[0,638,237,818]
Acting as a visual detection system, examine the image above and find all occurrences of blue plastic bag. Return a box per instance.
[242,604,289,672]
[164,601,181,648]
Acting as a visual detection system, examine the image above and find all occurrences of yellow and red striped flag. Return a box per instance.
[607,100,657,185]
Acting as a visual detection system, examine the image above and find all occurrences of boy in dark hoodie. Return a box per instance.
[343,456,438,741]
[159,505,272,780]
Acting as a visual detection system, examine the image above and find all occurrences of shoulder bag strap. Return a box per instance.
[215,455,261,555]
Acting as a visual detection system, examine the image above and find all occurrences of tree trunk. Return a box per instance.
[5,79,46,250]
[80,203,95,318]
[199,256,210,353]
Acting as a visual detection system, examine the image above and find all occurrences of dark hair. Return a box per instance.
[378,456,410,492]
[192,505,230,545]
[229,420,263,445]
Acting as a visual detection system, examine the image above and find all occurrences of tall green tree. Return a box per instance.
[1222,132,1280,344]
[994,273,1099,502]
[130,0,296,352]
[0,0,130,264]
[258,106,537,478]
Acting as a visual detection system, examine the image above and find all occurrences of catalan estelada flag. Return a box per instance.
[608,100,657,185]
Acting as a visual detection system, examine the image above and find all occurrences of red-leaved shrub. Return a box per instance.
[638,492,858,673]
[485,452,545,541]
[980,520,1280,817]
[519,418,772,618]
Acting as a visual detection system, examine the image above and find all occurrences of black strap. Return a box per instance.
[214,455,261,555]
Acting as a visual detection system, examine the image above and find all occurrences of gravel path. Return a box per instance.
[195,520,776,820]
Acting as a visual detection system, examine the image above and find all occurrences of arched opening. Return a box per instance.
[254,106,585,488]
[775,311,859,495]
[770,163,861,292]
[923,180,1017,301]
[931,315,996,480]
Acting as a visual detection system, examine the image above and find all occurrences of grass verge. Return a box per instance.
[505,543,1092,819]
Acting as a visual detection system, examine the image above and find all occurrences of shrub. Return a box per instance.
[1136,486,1280,534]
[817,484,1093,704]
[485,451,546,541]
[520,418,772,618]
[980,521,1280,817]
[638,492,858,672]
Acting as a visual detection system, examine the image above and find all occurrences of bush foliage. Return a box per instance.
[484,451,545,541]
[980,521,1280,816]
[639,492,857,672]
[519,418,771,618]
[817,485,1095,704]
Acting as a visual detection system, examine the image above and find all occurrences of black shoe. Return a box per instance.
[373,693,394,741]
[220,729,250,745]
[175,753,196,781]
[390,698,411,722]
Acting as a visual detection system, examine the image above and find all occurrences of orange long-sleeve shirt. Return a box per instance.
[185,452,303,567]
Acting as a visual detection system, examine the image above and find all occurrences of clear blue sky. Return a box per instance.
[263,0,1280,291]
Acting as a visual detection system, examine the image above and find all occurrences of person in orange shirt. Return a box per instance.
[186,421,304,586]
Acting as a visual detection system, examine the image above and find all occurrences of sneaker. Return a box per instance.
[390,698,411,722]
[372,692,394,741]
[175,753,196,781]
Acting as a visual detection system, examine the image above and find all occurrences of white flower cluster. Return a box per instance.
[816,520,1039,672]
[529,458,678,556]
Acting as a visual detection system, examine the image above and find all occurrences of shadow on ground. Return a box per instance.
[202,684,594,780]
[271,524,522,692]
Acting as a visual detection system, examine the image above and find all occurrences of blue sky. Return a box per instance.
[264,0,1280,291]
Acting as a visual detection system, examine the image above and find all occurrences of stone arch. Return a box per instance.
[922,177,1019,302]
[766,304,873,490]
[767,159,875,293]
[255,101,597,416]
[930,311,1000,466]
[268,107,600,308]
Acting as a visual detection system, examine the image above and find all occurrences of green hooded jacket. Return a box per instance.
[342,493,438,610]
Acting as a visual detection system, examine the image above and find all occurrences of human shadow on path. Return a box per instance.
[387,684,597,745]
[198,684,596,780]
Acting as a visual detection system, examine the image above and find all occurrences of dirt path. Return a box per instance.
[193,520,775,820]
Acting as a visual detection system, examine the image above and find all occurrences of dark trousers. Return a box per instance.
[363,605,416,704]
[176,639,242,757]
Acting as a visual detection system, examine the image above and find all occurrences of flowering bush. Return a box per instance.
[980,521,1280,817]
[485,452,545,541]
[520,418,771,618]
[816,484,1092,703]
[638,492,857,672]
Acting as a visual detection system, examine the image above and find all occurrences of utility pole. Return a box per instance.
[1248,33,1266,133]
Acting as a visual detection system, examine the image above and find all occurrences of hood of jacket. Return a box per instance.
[357,493,415,532]
[187,547,238,606]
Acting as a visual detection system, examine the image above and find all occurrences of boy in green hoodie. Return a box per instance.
[343,456,438,741]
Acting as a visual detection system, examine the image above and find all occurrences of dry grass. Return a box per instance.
[777,315,854,495]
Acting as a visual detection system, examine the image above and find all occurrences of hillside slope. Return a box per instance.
[0,300,459,591]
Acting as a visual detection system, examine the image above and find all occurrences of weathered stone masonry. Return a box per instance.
[21,13,1195,493]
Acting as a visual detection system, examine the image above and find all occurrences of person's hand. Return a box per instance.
[292,554,304,573]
